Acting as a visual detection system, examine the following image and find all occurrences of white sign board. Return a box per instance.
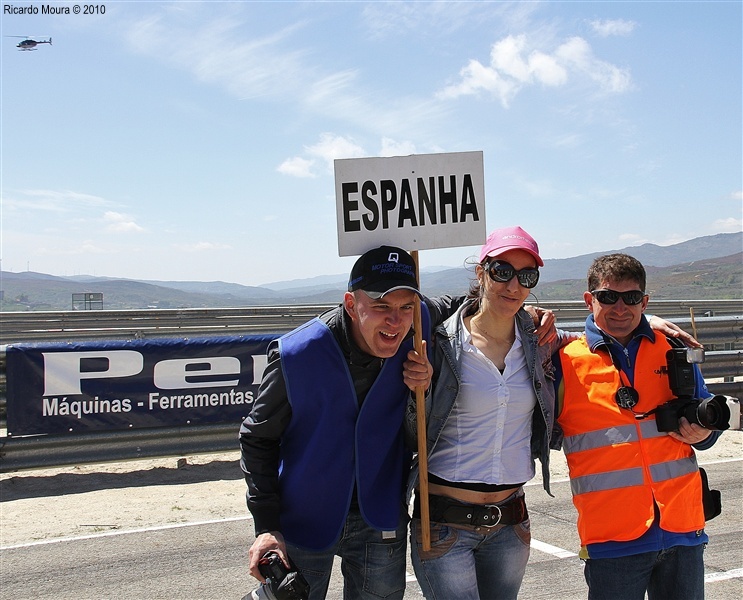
[334,151,486,256]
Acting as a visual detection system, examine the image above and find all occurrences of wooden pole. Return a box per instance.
[411,250,431,551]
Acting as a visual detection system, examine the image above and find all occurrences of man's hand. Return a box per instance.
[525,305,557,346]
[668,417,712,445]
[249,531,288,582]
[403,340,433,392]
[648,315,702,348]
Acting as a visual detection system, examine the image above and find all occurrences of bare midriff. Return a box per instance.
[427,481,521,505]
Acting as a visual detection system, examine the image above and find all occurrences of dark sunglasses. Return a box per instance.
[485,260,540,289]
[590,289,646,306]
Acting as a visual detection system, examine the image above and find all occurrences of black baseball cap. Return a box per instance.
[348,246,421,299]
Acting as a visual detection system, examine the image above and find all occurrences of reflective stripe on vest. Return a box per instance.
[562,420,667,455]
[570,455,699,496]
[570,466,644,495]
[649,456,699,483]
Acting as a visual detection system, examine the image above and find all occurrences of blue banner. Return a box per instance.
[6,335,276,436]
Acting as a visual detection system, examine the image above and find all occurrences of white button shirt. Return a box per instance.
[428,312,538,485]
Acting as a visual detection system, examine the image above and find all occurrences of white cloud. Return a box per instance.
[590,19,637,37]
[125,13,311,101]
[305,133,367,170]
[438,33,631,107]
[618,233,645,244]
[380,138,417,157]
[279,134,421,178]
[174,241,232,252]
[362,1,539,39]
[438,58,519,107]
[556,37,632,94]
[276,133,367,178]
[277,157,316,178]
[730,190,743,201]
[103,211,145,233]
[710,217,743,233]
[35,240,112,256]
[491,34,567,86]
[122,6,449,142]
[304,71,361,109]
[5,189,111,212]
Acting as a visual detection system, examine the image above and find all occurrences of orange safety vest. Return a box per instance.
[558,334,704,546]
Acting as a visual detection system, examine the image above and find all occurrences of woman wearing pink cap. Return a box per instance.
[405,226,692,599]
[405,225,571,599]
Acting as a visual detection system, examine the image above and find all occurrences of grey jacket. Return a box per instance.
[405,298,578,498]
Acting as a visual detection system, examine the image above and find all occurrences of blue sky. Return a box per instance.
[2,1,741,287]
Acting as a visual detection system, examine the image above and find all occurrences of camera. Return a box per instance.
[655,347,741,432]
[246,552,310,600]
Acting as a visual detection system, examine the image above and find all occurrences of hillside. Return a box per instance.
[1,233,740,311]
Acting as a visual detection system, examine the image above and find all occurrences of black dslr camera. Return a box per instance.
[246,552,310,600]
[655,346,740,433]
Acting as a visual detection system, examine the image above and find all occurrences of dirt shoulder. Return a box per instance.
[0,452,247,547]
[1,433,741,548]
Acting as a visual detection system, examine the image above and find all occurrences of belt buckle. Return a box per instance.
[480,504,502,528]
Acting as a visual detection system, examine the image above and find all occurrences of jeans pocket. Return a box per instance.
[414,520,459,561]
[513,518,532,547]
[363,537,406,599]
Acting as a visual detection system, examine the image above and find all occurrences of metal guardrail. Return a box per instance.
[0,424,238,472]
[0,305,336,343]
[1,299,741,343]
[0,304,741,472]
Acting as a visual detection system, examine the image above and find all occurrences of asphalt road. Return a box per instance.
[1,459,740,600]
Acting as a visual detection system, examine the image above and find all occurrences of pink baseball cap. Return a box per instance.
[479,226,544,266]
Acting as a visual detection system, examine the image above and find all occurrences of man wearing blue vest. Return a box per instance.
[240,246,464,599]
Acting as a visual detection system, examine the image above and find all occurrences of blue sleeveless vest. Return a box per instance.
[278,306,430,551]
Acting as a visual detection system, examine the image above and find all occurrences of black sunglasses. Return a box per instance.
[484,260,540,289]
[590,289,646,306]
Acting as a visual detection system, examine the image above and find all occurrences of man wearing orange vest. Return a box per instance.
[553,253,722,600]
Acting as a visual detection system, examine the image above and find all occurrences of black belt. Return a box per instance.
[413,492,528,528]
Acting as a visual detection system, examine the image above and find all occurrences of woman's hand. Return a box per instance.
[525,305,557,345]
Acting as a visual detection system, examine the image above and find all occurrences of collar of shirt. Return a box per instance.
[585,314,655,351]
[460,311,524,365]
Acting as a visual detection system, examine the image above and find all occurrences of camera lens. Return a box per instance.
[685,395,732,431]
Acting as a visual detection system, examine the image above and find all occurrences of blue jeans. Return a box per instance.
[410,515,531,600]
[584,544,706,600]
[286,505,408,600]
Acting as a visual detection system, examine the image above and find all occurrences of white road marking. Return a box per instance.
[704,568,743,582]
[0,515,251,551]
[530,539,578,558]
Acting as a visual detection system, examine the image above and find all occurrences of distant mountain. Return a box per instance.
[1,232,740,310]
[251,232,743,293]
[538,232,743,284]
[138,279,277,300]
[0,272,253,311]
[262,273,349,291]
